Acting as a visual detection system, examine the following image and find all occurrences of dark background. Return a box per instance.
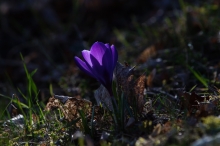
[0,0,217,114]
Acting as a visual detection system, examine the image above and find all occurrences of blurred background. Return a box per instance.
[0,0,220,117]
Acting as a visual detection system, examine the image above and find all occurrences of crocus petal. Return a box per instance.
[74,56,95,78]
[103,48,113,70]
[103,43,114,73]
[82,50,93,67]
[82,50,106,85]
[90,42,107,65]
[105,43,110,49]
[89,54,109,85]
[110,45,118,71]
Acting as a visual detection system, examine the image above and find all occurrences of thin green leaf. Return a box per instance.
[188,66,208,87]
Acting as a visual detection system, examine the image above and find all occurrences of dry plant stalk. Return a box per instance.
[114,62,147,113]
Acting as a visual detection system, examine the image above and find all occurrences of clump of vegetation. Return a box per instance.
[1,1,220,146]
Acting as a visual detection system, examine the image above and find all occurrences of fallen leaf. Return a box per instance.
[114,62,134,96]
[115,62,146,113]
[151,124,162,137]
[133,75,147,113]
[137,42,163,63]
[146,69,156,87]
[180,91,219,118]
[180,92,206,111]
[45,96,92,122]
[45,95,105,129]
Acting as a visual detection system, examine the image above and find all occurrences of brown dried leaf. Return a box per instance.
[161,121,172,134]
[147,69,156,87]
[45,96,92,121]
[114,62,134,95]
[161,119,182,134]
[133,75,147,113]
[63,97,92,121]
[151,124,162,137]
[137,43,163,63]
[114,62,146,113]
[195,98,219,118]
[180,92,207,111]
[45,96,62,111]
[180,92,219,118]
[45,95,106,127]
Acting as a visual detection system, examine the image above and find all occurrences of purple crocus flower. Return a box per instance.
[74,42,118,96]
